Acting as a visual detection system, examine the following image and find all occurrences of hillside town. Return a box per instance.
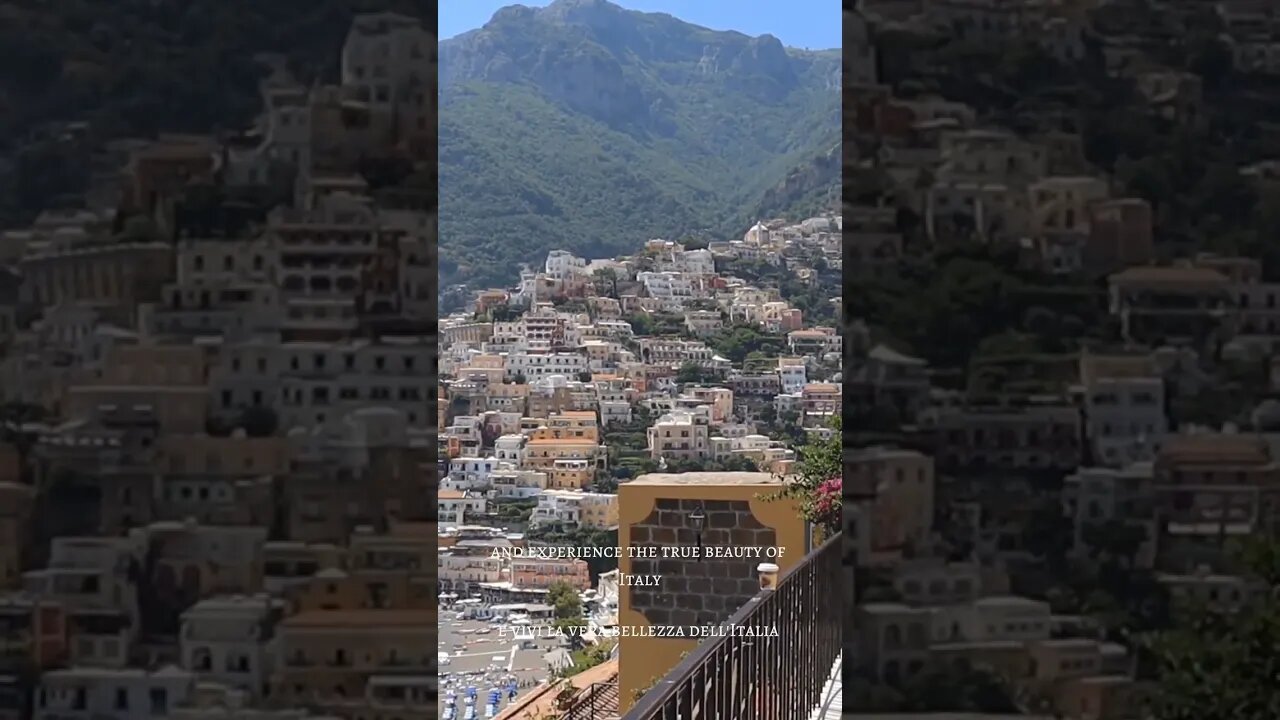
[437,212,844,718]
[0,12,436,720]
[851,0,1280,718]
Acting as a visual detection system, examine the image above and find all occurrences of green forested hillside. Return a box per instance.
[438,0,839,288]
[0,0,428,226]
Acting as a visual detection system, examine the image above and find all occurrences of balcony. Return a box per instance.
[620,532,843,720]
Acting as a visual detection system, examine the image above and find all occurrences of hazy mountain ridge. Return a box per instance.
[439,0,840,288]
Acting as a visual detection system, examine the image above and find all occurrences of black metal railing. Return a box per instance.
[622,532,842,720]
[562,680,621,720]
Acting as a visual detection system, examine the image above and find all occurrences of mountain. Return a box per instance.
[438,0,840,288]
[0,0,427,228]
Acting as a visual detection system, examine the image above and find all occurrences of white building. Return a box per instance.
[180,596,283,699]
[23,536,145,631]
[341,12,431,115]
[36,666,194,720]
[647,408,711,461]
[493,435,527,465]
[849,7,878,85]
[672,248,715,275]
[637,271,696,304]
[1062,463,1157,569]
[505,352,588,381]
[489,469,547,499]
[1080,357,1167,467]
[545,250,587,280]
[273,338,432,431]
[447,456,502,489]
[779,361,807,394]
[438,490,487,524]
[531,490,617,529]
[268,192,384,337]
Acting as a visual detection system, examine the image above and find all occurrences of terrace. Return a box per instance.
[553,533,843,720]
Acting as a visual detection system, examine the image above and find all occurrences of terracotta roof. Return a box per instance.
[1079,354,1157,383]
[1108,266,1229,285]
[495,658,618,720]
[282,610,435,628]
[869,344,925,366]
[1160,434,1270,465]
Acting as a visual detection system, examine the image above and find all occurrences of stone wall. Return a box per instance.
[627,498,776,628]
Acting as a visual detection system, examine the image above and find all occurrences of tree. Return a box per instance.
[547,581,582,620]
[236,406,278,437]
[0,402,45,477]
[768,416,841,535]
[709,325,785,364]
[675,361,707,385]
[592,268,619,299]
[1188,34,1233,90]
[1150,536,1280,719]
[1021,497,1073,571]
[1081,520,1147,569]
[117,215,162,242]
[490,305,521,322]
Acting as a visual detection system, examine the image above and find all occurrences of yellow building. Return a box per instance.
[546,459,594,490]
[19,242,173,310]
[523,439,601,472]
[616,472,806,711]
[286,569,434,613]
[579,493,619,529]
[0,481,33,589]
[156,434,292,477]
[271,609,435,712]
[349,522,436,575]
[151,434,292,526]
[684,386,734,424]
[64,344,210,432]
[532,489,619,529]
[536,410,600,442]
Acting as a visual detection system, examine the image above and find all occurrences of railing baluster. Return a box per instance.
[618,533,841,720]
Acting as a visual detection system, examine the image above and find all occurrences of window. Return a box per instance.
[149,688,167,715]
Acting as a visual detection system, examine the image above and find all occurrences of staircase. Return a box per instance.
[562,679,620,720]
[807,653,842,720]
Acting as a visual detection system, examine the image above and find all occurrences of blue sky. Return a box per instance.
[439,0,841,50]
